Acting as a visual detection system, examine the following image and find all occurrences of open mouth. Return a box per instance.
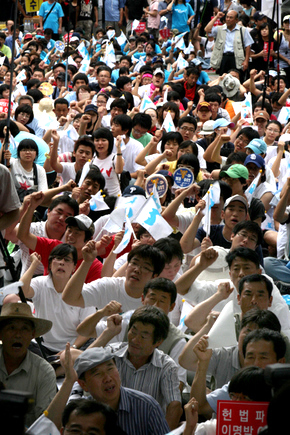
[105,385,116,393]
[12,342,23,348]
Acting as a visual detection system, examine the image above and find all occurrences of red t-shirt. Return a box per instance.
[184,82,197,101]
[32,237,103,283]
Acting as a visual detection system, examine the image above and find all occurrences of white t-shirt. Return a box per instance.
[82,276,142,312]
[10,158,48,195]
[200,37,215,59]
[113,137,144,174]
[92,154,121,196]
[31,275,95,351]
[60,162,77,185]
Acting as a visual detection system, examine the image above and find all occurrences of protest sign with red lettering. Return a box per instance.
[217,401,269,435]
[0,100,13,114]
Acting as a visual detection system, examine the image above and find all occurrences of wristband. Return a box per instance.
[117,153,122,156]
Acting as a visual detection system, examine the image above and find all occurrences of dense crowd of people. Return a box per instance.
[0,1,290,434]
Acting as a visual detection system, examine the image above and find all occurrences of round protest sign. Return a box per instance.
[173,167,194,188]
[55,40,65,52]
[39,82,53,96]
[145,174,168,197]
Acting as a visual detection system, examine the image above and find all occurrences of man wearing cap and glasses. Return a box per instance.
[17,192,104,284]
[0,303,56,426]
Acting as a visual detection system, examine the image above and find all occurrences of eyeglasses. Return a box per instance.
[128,260,154,273]
[236,232,258,244]
[132,128,146,137]
[18,112,30,119]
[180,126,195,132]
[236,136,250,145]
[52,256,74,263]
[266,128,280,134]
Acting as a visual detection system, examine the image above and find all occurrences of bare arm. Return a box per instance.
[50,130,63,174]
[144,150,172,176]
[20,253,41,299]
[180,201,205,254]
[175,248,219,295]
[270,142,284,178]
[273,178,290,223]
[278,87,290,107]
[135,133,162,166]
[114,136,124,175]
[17,192,45,251]
[101,232,124,277]
[76,301,122,337]
[165,401,182,431]
[204,12,224,34]
[88,314,123,348]
[162,184,200,228]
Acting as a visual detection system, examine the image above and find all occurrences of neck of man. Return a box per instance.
[3,351,27,375]
[222,224,234,241]
[128,352,152,370]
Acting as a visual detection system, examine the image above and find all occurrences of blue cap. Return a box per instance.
[245,139,267,155]
[244,154,265,168]
[122,185,146,197]
[213,119,235,130]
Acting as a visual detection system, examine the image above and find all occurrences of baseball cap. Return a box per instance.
[220,164,249,180]
[157,169,174,185]
[254,110,269,121]
[197,102,212,111]
[153,68,165,77]
[283,15,290,22]
[70,36,80,42]
[74,347,114,377]
[84,104,98,115]
[129,36,136,41]
[199,120,215,135]
[191,59,202,66]
[213,119,235,130]
[253,12,265,21]
[24,33,33,40]
[244,154,265,168]
[122,185,146,197]
[56,72,66,81]
[152,56,164,65]
[245,139,267,155]
[65,215,95,236]
[223,194,248,210]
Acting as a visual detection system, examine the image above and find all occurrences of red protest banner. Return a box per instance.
[217,401,269,435]
[159,29,171,39]
[135,22,146,34]
[0,99,13,114]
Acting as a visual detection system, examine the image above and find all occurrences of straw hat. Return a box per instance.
[0,303,52,337]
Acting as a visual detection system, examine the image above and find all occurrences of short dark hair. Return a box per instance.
[132,113,152,131]
[143,277,177,304]
[160,132,183,153]
[48,243,78,271]
[197,179,232,203]
[186,67,199,77]
[237,127,260,142]
[92,128,114,157]
[97,66,112,77]
[62,399,123,434]
[178,116,197,130]
[27,88,43,103]
[116,76,132,90]
[0,119,19,139]
[26,78,41,90]
[17,138,39,158]
[15,104,34,124]
[74,136,95,156]
[238,273,273,298]
[54,98,69,108]
[178,140,198,156]
[129,305,169,344]
[112,114,132,135]
[48,194,79,216]
[226,247,260,269]
[153,237,183,263]
[127,244,165,276]
[110,98,128,114]
[241,308,281,332]
[243,328,286,361]
[226,151,247,165]
[232,220,263,246]
[83,167,106,191]
[73,73,89,86]
[0,32,6,41]
[204,92,221,105]
[228,366,272,401]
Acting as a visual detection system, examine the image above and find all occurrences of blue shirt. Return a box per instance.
[198,70,210,84]
[39,1,64,34]
[105,0,122,21]
[172,3,194,33]
[212,24,254,53]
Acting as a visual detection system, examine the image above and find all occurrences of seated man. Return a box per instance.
[62,243,165,312]
[74,346,171,435]
[17,192,103,283]
[176,247,290,336]
[0,303,56,426]
[77,277,188,391]
[180,194,248,253]
[191,328,286,419]
[179,307,284,389]
[75,305,182,430]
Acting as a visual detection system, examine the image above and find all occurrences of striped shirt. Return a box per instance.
[117,387,170,435]
[110,343,181,413]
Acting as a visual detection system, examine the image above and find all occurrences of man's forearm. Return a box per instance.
[180,214,202,253]
[62,261,92,307]
[17,206,38,250]
[88,328,117,348]
[165,401,182,430]
[190,360,212,418]
[185,292,222,332]
[175,263,204,295]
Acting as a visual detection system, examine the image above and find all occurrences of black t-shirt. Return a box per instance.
[251,39,278,71]
[125,0,148,20]
[78,0,98,21]
[196,224,232,249]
